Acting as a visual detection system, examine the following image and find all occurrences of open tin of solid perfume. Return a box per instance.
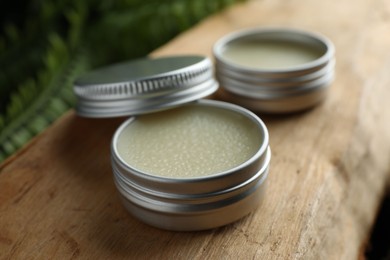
[73,55,271,231]
[213,27,335,113]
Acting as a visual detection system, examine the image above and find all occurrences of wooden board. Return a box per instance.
[1,0,390,259]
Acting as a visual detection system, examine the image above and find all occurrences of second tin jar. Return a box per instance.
[213,27,335,113]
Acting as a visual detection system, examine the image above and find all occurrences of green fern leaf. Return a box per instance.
[0,0,245,163]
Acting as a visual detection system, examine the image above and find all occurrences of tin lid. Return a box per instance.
[73,55,218,117]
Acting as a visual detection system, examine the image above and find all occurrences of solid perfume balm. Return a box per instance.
[116,104,262,178]
[221,40,323,70]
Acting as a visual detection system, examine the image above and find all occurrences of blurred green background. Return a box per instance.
[0,0,244,163]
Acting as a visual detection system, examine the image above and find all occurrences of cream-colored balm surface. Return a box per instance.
[222,39,324,69]
[117,105,262,178]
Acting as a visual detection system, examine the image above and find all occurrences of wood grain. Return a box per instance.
[1,0,390,259]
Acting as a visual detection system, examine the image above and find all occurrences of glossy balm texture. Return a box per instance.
[116,105,262,178]
[222,39,323,70]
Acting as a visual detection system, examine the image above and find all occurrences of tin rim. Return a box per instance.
[114,149,270,205]
[114,147,270,201]
[213,27,335,76]
[111,99,270,194]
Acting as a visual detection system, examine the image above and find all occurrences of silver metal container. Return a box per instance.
[112,100,270,231]
[213,27,335,113]
[73,55,271,231]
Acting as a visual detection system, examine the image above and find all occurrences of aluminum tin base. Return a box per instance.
[218,84,329,114]
[118,168,268,231]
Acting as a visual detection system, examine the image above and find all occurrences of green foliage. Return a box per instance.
[0,0,245,163]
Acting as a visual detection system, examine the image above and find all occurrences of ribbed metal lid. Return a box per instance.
[73,55,218,117]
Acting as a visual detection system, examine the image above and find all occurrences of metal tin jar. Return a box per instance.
[112,100,270,231]
[213,27,335,113]
[73,55,271,231]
